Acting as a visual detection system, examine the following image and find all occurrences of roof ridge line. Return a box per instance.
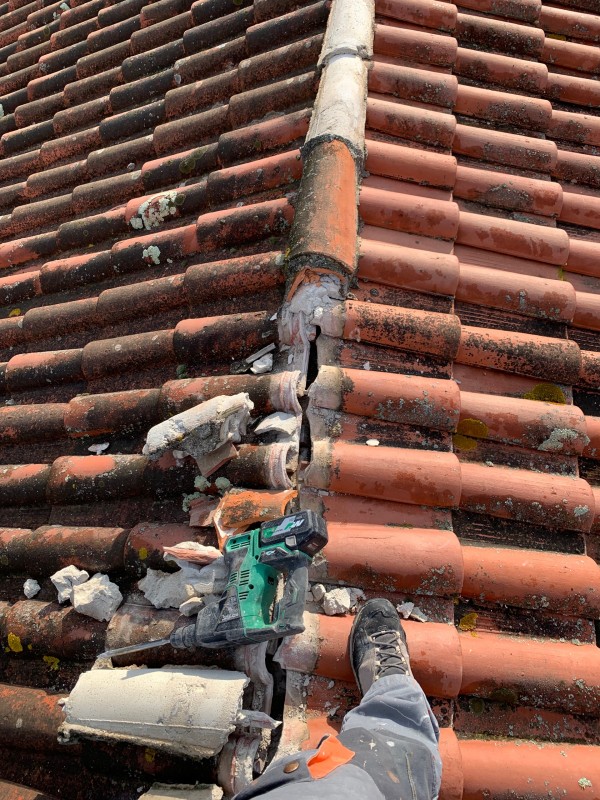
[284,0,374,296]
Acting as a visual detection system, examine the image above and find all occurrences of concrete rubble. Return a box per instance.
[71,573,123,622]
[396,601,414,619]
[143,393,254,476]
[254,412,298,438]
[23,578,41,598]
[250,353,273,374]
[50,565,90,603]
[397,602,428,623]
[311,584,365,615]
[139,559,227,611]
[139,567,201,610]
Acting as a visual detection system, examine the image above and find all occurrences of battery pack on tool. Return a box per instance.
[175,510,328,649]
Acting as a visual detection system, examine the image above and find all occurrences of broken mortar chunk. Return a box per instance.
[321,587,365,616]
[71,573,122,622]
[179,597,204,617]
[50,565,89,604]
[144,393,254,477]
[23,578,41,599]
[139,568,199,610]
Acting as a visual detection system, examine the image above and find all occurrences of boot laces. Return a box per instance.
[371,630,407,674]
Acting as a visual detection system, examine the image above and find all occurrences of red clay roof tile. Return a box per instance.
[367,96,457,147]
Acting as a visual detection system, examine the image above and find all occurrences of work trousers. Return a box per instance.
[234,674,443,800]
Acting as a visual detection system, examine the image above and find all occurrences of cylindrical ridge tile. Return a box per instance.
[306,440,462,508]
[341,301,462,359]
[369,62,458,109]
[366,97,457,150]
[0,465,51,507]
[457,212,569,265]
[0,683,65,751]
[365,139,457,190]
[453,125,557,173]
[64,388,161,438]
[439,729,464,800]
[459,462,595,532]
[0,525,128,576]
[583,415,600,459]
[580,350,600,390]
[456,326,582,384]
[360,185,460,241]
[373,24,458,68]
[319,522,464,596]
[454,165,562,217]
[0,403,67,443]
[461,546,600,616]
[461,632,600,714]
[358,237,460,296]
[47,455,147,504]
[1,600,105,660]
[309,365,460,431]
[311,613,463,698]
[454,84,552,132]
[566,238,600,279]
[573,292,600,332]
[0,780,59,800]
[460,739,600,800]
[159,373,287,417]
[456,264,576,322]
[458,390,588,453]
[455,48,548,95]
[374,0,457,32]
[288,140,358,277]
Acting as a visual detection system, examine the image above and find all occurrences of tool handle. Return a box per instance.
[274,560,308,636]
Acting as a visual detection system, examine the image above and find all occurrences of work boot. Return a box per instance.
[350,598,412,695]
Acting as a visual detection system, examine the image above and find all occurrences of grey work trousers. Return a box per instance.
[234,674,443,800]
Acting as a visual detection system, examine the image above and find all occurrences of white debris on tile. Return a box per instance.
[163,542,221,566]
[396,602,414,619]
[190,558,228,596]
[50,565,90,604]
[321,587,365,616]
[250,353,273,374]
[23,578,41,598]
[408,606,429,623]
[254,411,297,437]
[179,597,205,617]
[139,558,227,609]
[311,583,326,602]
[88,442,110,454]
[71,573,123,622]
[138,567,200,610]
